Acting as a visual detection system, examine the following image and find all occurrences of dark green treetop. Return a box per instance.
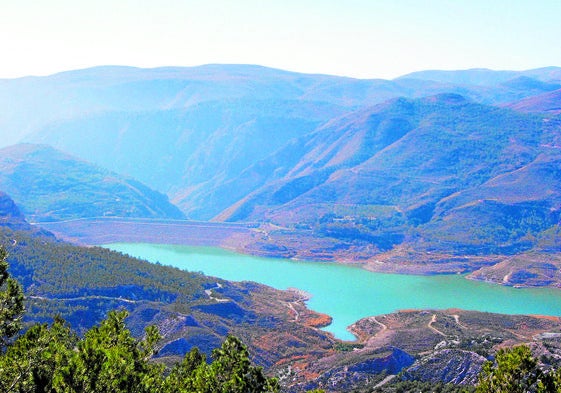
[0,246,24,350]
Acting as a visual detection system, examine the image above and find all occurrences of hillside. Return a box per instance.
[219,95,561,256]
[0,191,28,230]
[0,143,185,221]
[0,193,336,383]
[24,100,344,215]
[505,88,561,114]
[293,309,561,391]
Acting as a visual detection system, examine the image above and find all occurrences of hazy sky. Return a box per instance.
[1,0,560,79]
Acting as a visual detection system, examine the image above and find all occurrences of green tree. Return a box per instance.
[0,246,25,350]
[55,309,163,393]
[163,347,210,392]
[163,336,279,393]
[476,345,550,393]
[209,335,279,393]
[0,316,74,393]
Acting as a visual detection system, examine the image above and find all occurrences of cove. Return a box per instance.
[105,243,561,341]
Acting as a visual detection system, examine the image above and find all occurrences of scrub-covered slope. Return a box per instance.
[221,94,561,255]
[0,144,185,221]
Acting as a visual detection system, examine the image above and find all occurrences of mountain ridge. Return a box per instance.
[397,66,561,85]
[505,88,561,114]
[5,63,559,147]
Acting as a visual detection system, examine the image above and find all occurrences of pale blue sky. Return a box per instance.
[1,0,560,79]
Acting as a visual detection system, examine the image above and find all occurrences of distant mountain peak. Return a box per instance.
[396,66,561,86]
[422,93,469,105]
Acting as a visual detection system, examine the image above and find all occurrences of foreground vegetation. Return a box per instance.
[0,246,279,392]
[4,241,561,392]
[475,345,561,393]
[0,312,280,392]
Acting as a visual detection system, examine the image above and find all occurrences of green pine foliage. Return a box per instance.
[163,336,279,393]
[476,345,561,393]
[54,310,164,393]
[0,317,75,392]
[0,227,208,303]
[0,312,279,393]
[0,245,279,392]
[0,246,24,350]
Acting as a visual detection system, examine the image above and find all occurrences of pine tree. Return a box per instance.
[55,310,164,393]
[476,345,553,393]
[0,246,24,350]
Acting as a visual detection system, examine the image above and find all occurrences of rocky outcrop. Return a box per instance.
[467,253,561,288]
[346,347,416,375]
[402,349,487,385]
[299,347,415,392]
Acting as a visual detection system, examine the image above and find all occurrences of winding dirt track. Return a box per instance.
[428,314,446,336]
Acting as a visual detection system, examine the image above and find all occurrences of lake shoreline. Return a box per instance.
[37,217,561,290]
[104,242,561,341]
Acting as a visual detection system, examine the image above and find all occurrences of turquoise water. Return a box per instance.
[105,243,561,341]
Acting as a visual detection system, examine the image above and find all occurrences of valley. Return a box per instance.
[104,242,561,342]
[1,64,561,391]
[2,66,559,288]
[40,216,561,289]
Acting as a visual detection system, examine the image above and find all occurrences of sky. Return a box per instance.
[1,0,560,80]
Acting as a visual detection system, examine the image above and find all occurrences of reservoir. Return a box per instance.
[105,243,561,341]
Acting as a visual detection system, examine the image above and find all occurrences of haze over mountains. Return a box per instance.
[0,64,560,262]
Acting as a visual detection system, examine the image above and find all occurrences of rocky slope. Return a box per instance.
[281,309,561,391]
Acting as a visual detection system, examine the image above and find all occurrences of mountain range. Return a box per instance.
[0,64,560,273]
[226,94,561,254]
